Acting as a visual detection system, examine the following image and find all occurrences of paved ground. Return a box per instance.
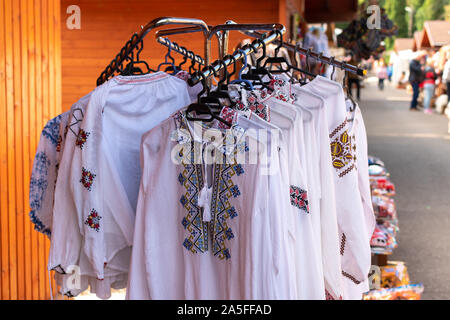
[359,78,450,300]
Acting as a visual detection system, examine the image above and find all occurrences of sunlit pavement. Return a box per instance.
[360,77,450,300]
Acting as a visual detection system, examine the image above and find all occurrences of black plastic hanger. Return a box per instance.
[157,39,177,73]
[263,31,316,81]
[343,70,357,112]
[185,72,232,128]
[241,40,273,90]
[188,50,197,74]
[230,49,254,90]
[120,40,154,76]
[209,60,235,107]
[177,46,189,70]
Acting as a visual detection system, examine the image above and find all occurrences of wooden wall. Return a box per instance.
[60,0,285,111]
[0,0,61,300]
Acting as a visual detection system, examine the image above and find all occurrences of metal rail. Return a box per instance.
[187,27,286,86]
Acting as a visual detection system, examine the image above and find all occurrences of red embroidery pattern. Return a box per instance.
[56,136,62,152]
[325,289,343,300]
[340,233,346,256]
[339,163,356,178]
[218,107,237,129]
[85,209,102,232]
[329,119,348,139]
[76,129,90,149]
[289,185,309,214]
[80,167,96,191]
[342,271,362,285]
[235,93,270,121]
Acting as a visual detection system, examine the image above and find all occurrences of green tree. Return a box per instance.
[415,0,448,31]
[385,0,409,37]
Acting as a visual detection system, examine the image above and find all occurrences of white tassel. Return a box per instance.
[198,185,213,222]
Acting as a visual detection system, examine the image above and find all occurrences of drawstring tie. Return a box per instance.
[198,185,213,222]
[198,141,213,222]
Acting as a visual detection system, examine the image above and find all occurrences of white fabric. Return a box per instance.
[304,76,372,299]
[49,72,191,299]
[128,110,293,299]
[262,74,342,299]
[237,84,326,299]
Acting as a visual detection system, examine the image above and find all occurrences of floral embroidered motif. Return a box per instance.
[290,185,309,214]
[75,129,90,149]
[330,120,356,178]
[42,115,62,146]
[85,209,102,232]
[80,167,96,191]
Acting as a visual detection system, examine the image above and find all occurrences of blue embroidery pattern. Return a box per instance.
[42,116,62,146]
[209,163,243,260]
[175,112,245,261]
[29,152,52,236]
[179,160,209,254]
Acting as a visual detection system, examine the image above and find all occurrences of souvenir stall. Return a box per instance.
[364,156,424,300]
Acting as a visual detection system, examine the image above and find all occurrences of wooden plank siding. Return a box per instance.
[0,0,61,300]
[60,0,289,111]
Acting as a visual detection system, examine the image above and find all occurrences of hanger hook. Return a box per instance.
[223,54,237,84]
[188,50,197,73]
[194,71,207,102]
[306,48,312,73]
[246,42,259,68]
[252,39,267,69]
[216,60,228,86]
[235,49,249,80]
[343,70,348,91]
[330,56,336,80]
[274,30,283,57]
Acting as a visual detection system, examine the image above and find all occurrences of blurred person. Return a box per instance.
[377,60,388,91]
[422,59,437,115]
[387,63,393,82]
[443,52,450,100]
[409,53,425,111]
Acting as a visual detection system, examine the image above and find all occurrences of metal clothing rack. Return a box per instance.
[158,21,367,77]
[235,27,367,76]
[187,28,286,86]
[155,23,285,76]
[156,37,206,66]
